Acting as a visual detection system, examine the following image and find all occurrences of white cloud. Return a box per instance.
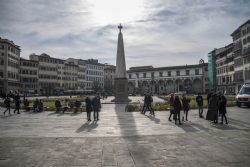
[0,0,249,68]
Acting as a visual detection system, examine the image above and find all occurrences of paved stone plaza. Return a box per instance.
[0,97,250,167]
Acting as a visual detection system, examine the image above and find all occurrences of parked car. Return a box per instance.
[236,83,250,107]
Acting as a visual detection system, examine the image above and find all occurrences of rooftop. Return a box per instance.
[0,37,21,50]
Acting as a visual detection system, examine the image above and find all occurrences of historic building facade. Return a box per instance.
[215,43,235,94]
[19,58,39,94]
[29,53,79,95]
[104,64,116,94]
[0,37,21,94]
[85,59,104,91]
[127,61,208,95]
[231,19,250,92]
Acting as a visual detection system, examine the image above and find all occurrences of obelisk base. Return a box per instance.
[112,78,131,103]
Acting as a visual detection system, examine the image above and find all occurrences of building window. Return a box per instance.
[1,45,4,50]
[129,74,131,79]
[168,71,171,76]
[159,72,163,77]
[151,72,154,78]
[176,71,180,76]
[186,70,189,75]
[195,69,199,75]
[136,73,139,78]
[143,73,146,78]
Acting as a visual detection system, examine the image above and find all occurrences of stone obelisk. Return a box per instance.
[112,24,130,103]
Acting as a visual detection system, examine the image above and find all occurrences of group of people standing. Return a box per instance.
[206,93,228,124]
[196,92,228,124]
[85,95,101,121]
[167,92,228,125]
[168,94,190,125]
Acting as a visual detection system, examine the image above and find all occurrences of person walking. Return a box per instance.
[173,95,182,125]
[142,94,154,116]
[141,94,147,114]
[182,94,190,121]
[196,93,204,118]
[219,94,228,124]
[13,93,20,114]
[3,97,11,115]
[168,93,175,121]
[85,97,92,121]
[92,95,101,121]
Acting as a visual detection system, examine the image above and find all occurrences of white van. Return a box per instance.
[236,83,250,107]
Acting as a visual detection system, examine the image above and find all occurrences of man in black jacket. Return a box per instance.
[92,95,101,121]
[13,93,20,114]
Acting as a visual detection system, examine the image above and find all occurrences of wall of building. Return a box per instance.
[0,38,21,94]
[127,63,208,95]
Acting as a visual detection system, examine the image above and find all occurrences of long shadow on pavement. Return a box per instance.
[75,121,98,133]
[114,103,160,167]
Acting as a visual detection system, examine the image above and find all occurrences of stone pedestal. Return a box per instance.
[112,78,131,103]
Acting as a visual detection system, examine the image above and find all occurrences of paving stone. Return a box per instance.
[0,97,250,166]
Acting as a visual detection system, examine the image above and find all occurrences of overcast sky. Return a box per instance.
[0,0,249,68]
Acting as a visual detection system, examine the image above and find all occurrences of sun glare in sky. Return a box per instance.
[87,0,145,25]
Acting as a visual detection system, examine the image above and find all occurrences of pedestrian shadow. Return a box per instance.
[75,121,98,133]
[0,114,15,118]
[186,122,210,132]
[146,115,160,124]
[210,122,240,130]
[70,112,82,116]
[176,122,199,132]
[227,118,250,128]
[55,112,81,117]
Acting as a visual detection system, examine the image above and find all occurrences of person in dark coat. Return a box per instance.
[141,94,148,114]
[55,99,61,113]
[3,97,11,115]
[85,97,92,121]
[207,92,212,104]
[74,100,81,113]
[173,95,182,125]
[168,93,175,121]
[92,95,101,121]
[13,93,20,114]
[219,95,228,124]
[206,93,219,123]
[196,93,204,118]
[38,99,43,112]
[182,94,190,121]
